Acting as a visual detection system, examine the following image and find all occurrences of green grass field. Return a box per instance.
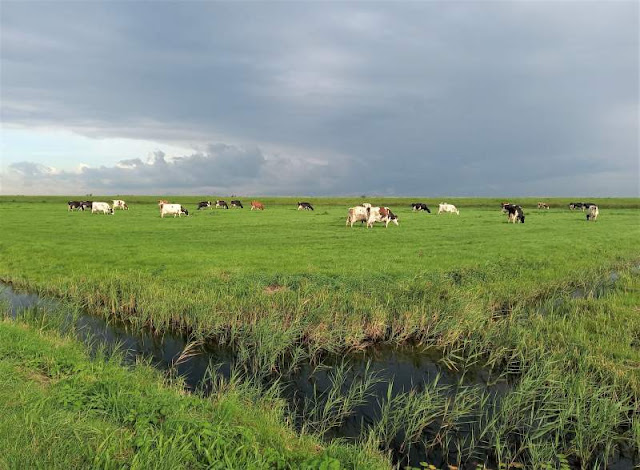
[0,196,639,468]
[0,197,637,347]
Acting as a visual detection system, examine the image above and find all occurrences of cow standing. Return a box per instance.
[197,201,212,210]
[91,202,114,215]
[438,203,460,215]
[160,204,189,218]
[215,200,229,209]
[346,206,369,227]
[113,200,128,210]
[586,205,599,221]
[505,205,525,223]
[366,206,398,228]
[67,201,83,211]
[231,200,243,208]
[251,201,265,211]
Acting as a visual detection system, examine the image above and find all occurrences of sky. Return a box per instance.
[1,1,638,196]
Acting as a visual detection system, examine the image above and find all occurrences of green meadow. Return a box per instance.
[0,196,639,468]
[0,197,637,348]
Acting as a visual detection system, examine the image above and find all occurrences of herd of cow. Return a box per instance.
[66,199,601,223]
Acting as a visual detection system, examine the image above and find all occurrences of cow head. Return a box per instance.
[181,206,189,216]
[387,209,399,225]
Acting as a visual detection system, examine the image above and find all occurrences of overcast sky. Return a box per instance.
[1,1,638,196]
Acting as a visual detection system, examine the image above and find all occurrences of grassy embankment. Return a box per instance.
[0,310,387,469]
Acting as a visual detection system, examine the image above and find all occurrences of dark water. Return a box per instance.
[0,282,505,467]
[1,282,635,469]
[570,271,620,299]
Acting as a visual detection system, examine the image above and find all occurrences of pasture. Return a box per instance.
[0,196,639,468]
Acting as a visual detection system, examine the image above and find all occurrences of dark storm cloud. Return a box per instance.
[1,1,637,195]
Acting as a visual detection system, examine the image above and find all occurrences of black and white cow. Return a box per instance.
[81,201,93,211]
[197,201,212,210]
[505,205,525,223]
[297,202,314,211]
[571,202,595,211]
[230,200,243,208]
[411,203,431,213]
[67,201,84,211]
[215,200,229,209]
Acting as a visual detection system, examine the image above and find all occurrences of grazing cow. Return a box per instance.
[250,201,265,211]
[80,201,93,211]
[346,206,370,228]
[112,199,128,210]
[215,200,229,209]
[411,203,431,213]
[537,202,550,209]
[197,201,212,210]
[297,202,314,211]
[505,205,525,223]
[91,202,114,215]
[438,203,460,215]
[67,201,83,211]
[367,206,399,228]
[160,203,189,218]
[586,205,599,221]
[231,200,243,208]
[158,199,169,208]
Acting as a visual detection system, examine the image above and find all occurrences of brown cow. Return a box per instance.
[251,201,265,211]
